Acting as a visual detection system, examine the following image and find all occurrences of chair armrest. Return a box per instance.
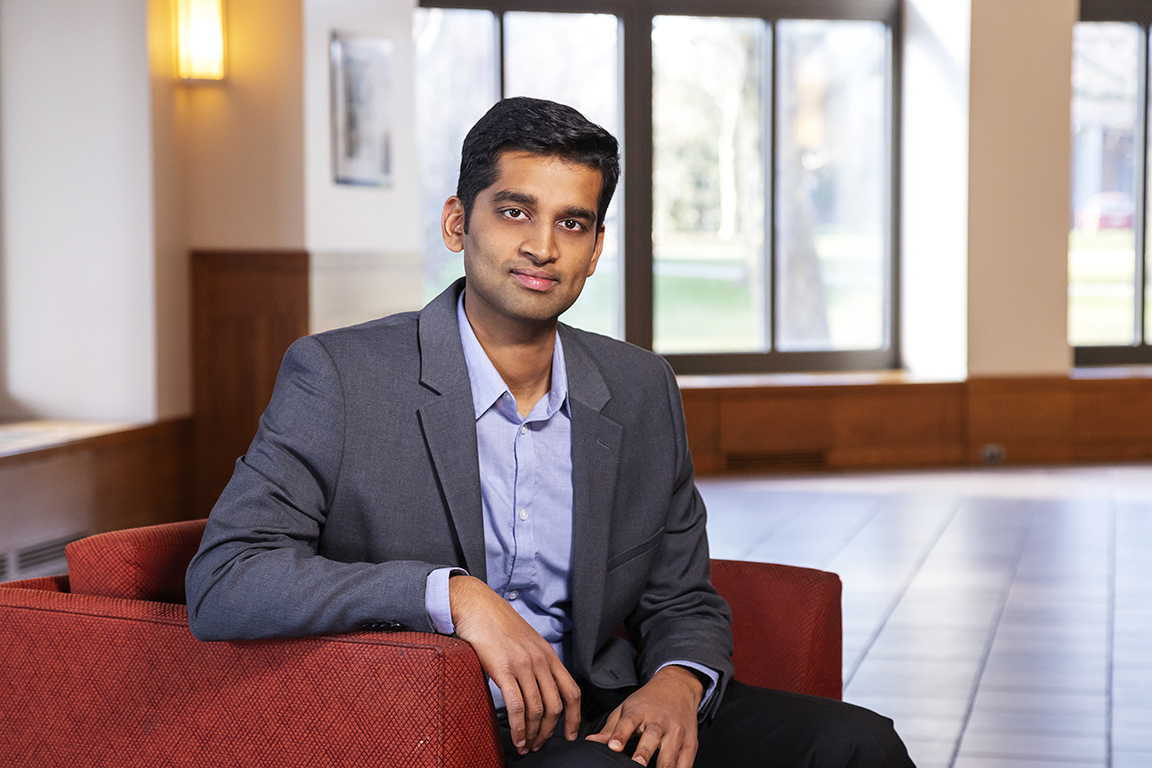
[0,585,502,768]
[709,559,842,700]
[3,573,69,592]
[66,518,207,602]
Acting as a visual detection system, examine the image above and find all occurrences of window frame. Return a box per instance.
[1074,0,1152,365]
[418,0,903,374]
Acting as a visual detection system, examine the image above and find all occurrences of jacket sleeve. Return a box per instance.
[626,360,735,719]
[185,335,442,641]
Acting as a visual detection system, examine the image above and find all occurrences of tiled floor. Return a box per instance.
[698,465,1152,768]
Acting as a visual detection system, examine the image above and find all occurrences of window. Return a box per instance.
[1072,2,1152,365]
[414,8,621,337]
[415,0,900,374]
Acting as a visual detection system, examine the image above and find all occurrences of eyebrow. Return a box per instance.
[491,190,537,207]
[490,190,596,223]
[558,205,597,223]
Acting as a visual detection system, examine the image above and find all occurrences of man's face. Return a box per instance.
[441,150,605,332]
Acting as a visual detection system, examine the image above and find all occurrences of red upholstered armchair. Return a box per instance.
[0,519,841,767]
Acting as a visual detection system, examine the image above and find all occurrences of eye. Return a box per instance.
[560,219,585,231]
[503,208,526,220]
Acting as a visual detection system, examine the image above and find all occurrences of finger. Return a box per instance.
[630,724,664,767]
[515,670,545,753]
[654,726,686,768]
[605,710,643,753]
[553,659,582,740]
[495,675,529,754]
[532,670,565,751]
[674,733,698,768]
[585,706,621,745]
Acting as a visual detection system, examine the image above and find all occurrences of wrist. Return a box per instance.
[657,664,705,706]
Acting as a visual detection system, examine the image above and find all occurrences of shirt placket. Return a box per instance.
[505,415,536,602]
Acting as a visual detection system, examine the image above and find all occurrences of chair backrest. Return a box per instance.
[65,518,208,603]
[710,558,842,700]
[62,520,843,698]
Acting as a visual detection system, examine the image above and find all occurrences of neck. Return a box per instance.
[463,295,557,417]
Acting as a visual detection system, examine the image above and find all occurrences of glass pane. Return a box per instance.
[1069,22,1138,347]
[652,16,766,354]
[1146,32,1152,345]
[504,13,622,338]
[414,9,498,302]
[775,20,887,352]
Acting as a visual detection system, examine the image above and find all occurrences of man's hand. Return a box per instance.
[448,575,581,755]
[585,665,703,768]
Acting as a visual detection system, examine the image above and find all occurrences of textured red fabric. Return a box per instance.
[5,521,840,767]
[66,518,208,603]
[4,574,70,593]
[0,583,502,768]
[710,558,843,700]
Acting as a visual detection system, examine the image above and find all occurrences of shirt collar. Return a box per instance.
[456,290,569,421]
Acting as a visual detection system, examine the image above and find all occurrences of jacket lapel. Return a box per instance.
[416,279,487,581]
[412,296,623,654]
[562,326,623,678]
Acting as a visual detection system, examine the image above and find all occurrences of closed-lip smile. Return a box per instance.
[511,268,558,291]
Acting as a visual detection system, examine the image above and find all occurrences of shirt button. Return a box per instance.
[520,424,528,435]
[519,509,528,520]
[506,590,520,600]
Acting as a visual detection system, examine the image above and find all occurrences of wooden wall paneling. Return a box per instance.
[0,420,194,580]
[704,381,968,474]
[192,251,309,516]
[967,377,1074,464]
[0,449,95,569]
[90,419,195,532]
[1072,376,1152,461]
[680,389,721,474]
[683,372,1152,476]
[829,383,967,469]
[717,390,835,472]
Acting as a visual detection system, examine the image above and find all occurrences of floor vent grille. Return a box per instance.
[15,533,86,573]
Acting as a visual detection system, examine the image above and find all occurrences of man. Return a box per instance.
[186,97,913,768]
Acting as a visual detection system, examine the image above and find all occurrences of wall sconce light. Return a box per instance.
[175,0,227,82]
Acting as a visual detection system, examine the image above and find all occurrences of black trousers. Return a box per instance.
[500,681,916,768]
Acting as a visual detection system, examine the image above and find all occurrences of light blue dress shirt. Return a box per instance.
[425,292,717,710]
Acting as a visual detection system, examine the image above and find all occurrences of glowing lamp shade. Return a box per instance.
[175,0,227,82]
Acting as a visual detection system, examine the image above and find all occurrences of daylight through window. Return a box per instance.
[415,1,899,374]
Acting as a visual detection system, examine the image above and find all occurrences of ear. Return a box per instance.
[586,224,606,277]
[441,197,466,253]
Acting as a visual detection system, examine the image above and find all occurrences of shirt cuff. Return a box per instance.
[425,567,467,634]
[656,660,720,712]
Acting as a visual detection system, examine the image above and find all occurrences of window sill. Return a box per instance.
[1070,364,1152,380]
[0,420,137,461]
[677,369,960,390]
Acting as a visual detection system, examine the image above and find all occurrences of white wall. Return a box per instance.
[303,0,424,333]
[0,0,158,422]
[965,0,1075,376]
[149,0,192,419]
[902,0,1077,379]
[181,0,306,250]
[902,0,971,380]
[174,0,424,333]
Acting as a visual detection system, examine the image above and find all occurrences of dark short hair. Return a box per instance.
[456,97,620,232]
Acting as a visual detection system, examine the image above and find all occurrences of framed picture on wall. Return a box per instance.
[330,31,393,186]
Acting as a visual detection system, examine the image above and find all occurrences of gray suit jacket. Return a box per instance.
[186,278,733,713]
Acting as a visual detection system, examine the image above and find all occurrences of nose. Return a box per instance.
[521,222,556,264]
